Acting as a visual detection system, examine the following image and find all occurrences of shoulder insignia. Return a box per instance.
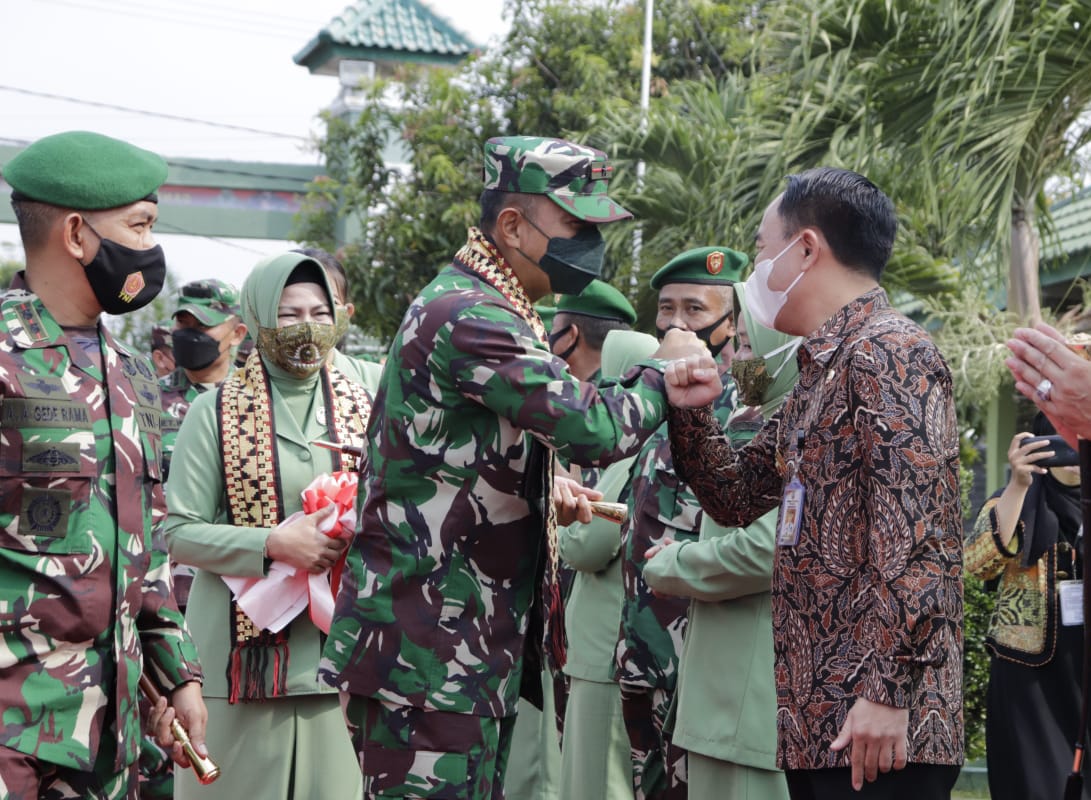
[14,301,48,342]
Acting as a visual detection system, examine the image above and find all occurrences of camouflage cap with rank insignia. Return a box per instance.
[650,246,748,289]
[172,279,241,326]
[3,130,167,209]
[483,136,632,223]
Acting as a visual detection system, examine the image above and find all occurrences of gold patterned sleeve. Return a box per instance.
[965,494,1021,581]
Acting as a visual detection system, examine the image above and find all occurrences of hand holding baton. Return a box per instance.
[589,501,628,524]
[139,675,221,785]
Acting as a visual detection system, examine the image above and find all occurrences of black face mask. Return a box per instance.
[547,323,579,362]
[171,328,223,371]
[655,308,733,358]
[79,221,166,315]
[518,214,605,296]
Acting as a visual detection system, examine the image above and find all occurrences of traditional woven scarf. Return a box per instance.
[217,351,371,702]
[455,227,566,669]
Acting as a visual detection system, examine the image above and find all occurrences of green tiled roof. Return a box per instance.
[294,0,477,75]
[1044,186,1091,262]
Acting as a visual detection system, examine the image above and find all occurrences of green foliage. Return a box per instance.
[0,260,22,288]
[962,573,993,761]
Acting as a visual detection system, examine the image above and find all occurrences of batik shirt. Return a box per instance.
[668,287,963,770]
[614,373,735,690]
[321,228,670,719]
[0,278,202,772]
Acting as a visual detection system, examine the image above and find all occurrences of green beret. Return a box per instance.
[173,279,242,326]
[535,303,558,333]
[483,136,632,223]
[556,280,636,325]
[3,131,167,210]
[650,246,748,290]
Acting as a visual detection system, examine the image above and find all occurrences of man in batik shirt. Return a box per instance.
[0,131,205,799]
[664,167,963,800]
[321,136,705,799]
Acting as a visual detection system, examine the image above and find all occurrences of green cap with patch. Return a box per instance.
[650,246,748,289]
[556,280,636,324]
[3,130,167,210]
[173,279,241,326]
[483,136,632,223]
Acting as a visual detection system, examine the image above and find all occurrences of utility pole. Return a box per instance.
[630,0,654,297]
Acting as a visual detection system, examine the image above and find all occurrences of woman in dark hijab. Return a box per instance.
[965,412,1084,800]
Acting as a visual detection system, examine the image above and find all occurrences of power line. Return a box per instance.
[0,85,309,141]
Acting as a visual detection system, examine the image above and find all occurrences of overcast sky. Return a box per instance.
[0,0,510,287]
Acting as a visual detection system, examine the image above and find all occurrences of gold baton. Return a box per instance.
[589,501,628,524]
[140,675,221,785]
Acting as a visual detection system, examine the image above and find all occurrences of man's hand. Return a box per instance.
[652,328,707,361]
[150,681,208,768]
[665,353,722,409]
[829,697,909,790]
[1007,322,1091,446]
[553,475,603,527]
[265,505,345,574]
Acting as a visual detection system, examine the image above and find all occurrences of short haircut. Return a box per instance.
[555,312,632,353]
[478,190,533,233]
[778,167,896,281]
[293,246,348,305]
[11,200,67,253]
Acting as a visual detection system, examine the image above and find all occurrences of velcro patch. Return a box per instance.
[18,487,71,538]
[22,441,82,472]
[1,398,92,429]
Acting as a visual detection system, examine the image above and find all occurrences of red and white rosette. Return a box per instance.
[222,471,358,634]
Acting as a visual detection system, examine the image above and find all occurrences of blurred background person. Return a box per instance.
[965,413,1087,800]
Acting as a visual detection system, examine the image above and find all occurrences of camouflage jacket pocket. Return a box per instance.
[0,428,95,554]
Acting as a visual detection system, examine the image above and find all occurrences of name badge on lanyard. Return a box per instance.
[776,430,805,547]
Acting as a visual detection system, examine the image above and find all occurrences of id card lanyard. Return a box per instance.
[776,430,806,547]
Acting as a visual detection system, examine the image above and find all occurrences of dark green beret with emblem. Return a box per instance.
[3,130,167,210]
[173,279,242,326]
[556,280,636,324]
[650,246,748,290]
[483,136,632,224]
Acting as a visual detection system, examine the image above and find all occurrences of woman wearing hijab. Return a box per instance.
[166,252,374,799]
[966,412,1086,800]
[643,280,801,800]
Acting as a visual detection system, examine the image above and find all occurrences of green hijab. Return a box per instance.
[732,281,801,419]
[240,251,336,387]
[601,329,659,379]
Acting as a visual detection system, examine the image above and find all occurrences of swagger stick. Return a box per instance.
[139,675,221,785]
[1063,438,1091,800]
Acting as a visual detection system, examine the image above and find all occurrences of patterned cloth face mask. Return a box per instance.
[257,322,338,377]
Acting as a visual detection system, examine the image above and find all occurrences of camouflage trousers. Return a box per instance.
[343,694,516,799]
[618,684,687,800]
[0,745,140,800]
[136,696,173,800]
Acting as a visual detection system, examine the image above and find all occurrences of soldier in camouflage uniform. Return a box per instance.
[0,131,206,799]
[321,136,707,799]
[160,279,246,484]
[614,247,748,800]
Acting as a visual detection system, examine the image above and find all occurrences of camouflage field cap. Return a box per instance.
[172,278,241,326]
[483,136,632,223]
[650,246,748,289]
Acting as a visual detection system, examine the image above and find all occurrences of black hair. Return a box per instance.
[778,167,896,281]
[555,313,632,352]
[478,190,532,233]
[292,246,348,305]
[11,200,66,253]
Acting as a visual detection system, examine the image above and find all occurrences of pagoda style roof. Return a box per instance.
[294,0,477,75]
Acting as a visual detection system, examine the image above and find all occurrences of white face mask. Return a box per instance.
[745,235,803,331]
